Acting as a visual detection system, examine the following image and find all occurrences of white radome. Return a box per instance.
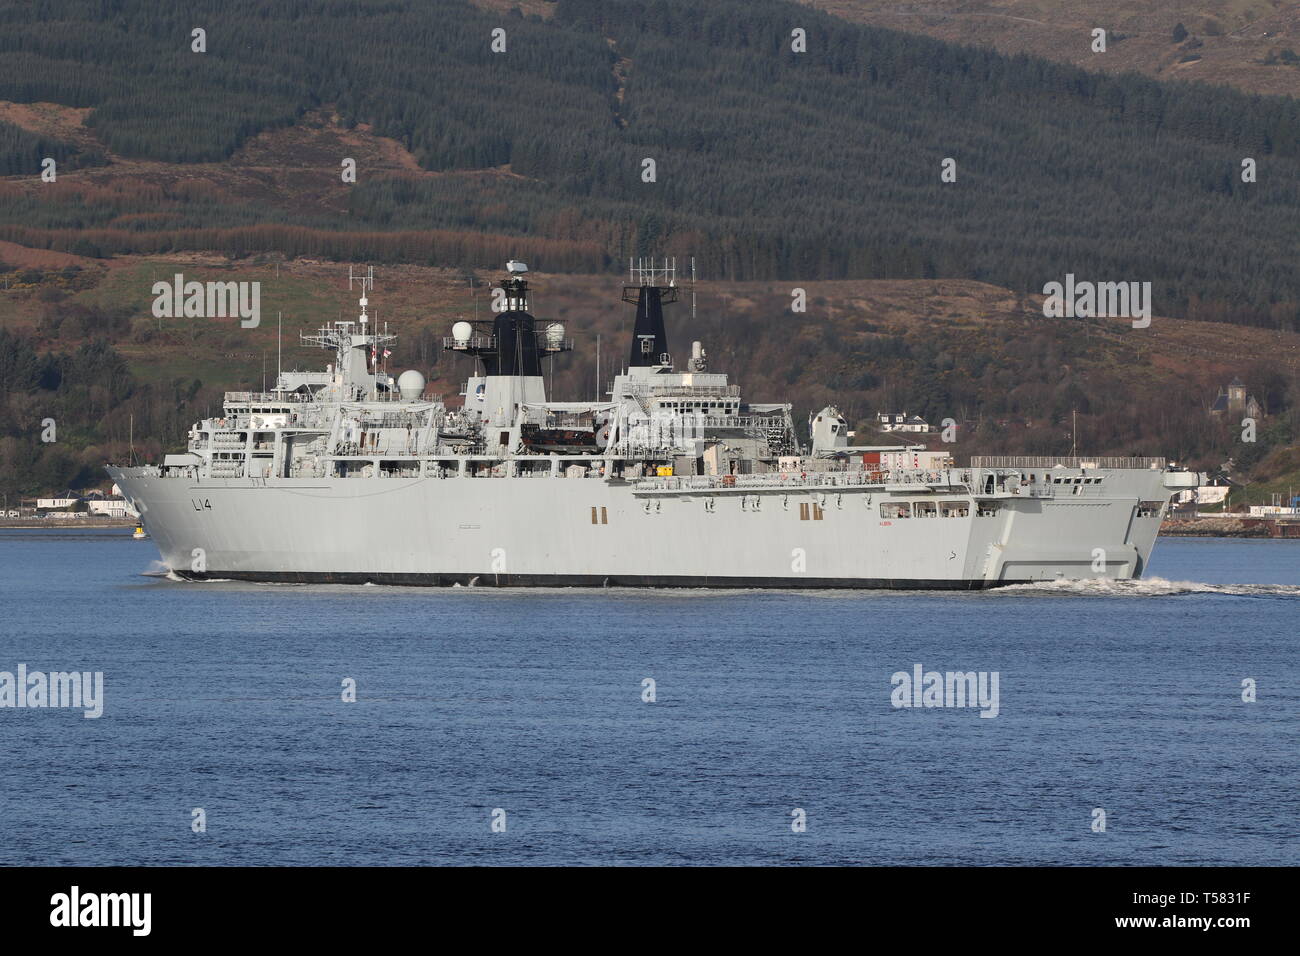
[451,321,473,345]
[397,369,426,401]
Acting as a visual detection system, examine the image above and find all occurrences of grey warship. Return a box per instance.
[108,260,1198,588]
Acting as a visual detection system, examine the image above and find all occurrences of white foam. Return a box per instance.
[140,559,170,577]
[154,570,233,583]
[995,576,1300,598]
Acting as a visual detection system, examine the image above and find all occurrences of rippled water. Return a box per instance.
[1,530,1296,865]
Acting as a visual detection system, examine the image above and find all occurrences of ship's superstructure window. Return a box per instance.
[880,502,911,519]
[1047,474,1102,485]
[940,500,970,517]
[914,501,937,518]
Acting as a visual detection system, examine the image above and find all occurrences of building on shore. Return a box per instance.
[33,487,138,518]
[85,495,136,518]
[35,491,81,510]
[1209,378,1264,420]
[1171,472,1236,507]
[876,411,934,433]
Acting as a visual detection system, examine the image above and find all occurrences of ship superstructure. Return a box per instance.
[108,261,1198,587]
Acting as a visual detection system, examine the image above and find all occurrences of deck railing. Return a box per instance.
[971,456,1165,470]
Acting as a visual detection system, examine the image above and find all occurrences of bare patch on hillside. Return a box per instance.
[801,1,1300,97]
[0,239,101,269]
[1,107,529,216]
[0,101,98,149]
[466,0,557,19]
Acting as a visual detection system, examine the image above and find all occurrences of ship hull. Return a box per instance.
[167,569,999,588]
[107,466,1172,589]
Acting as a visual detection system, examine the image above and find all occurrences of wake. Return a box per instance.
[996,576,1300,598]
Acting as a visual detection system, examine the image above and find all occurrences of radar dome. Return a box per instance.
[397,369,426,401]
[545,322,566,348]
[451,321,473,346]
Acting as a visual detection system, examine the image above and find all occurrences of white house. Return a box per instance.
[36,492,80,509]
[87,496,137,519]
[1195,485,1231,506]
[877,412,933,434]
[1173,473,1235,506]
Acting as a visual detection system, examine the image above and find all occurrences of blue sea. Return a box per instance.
[0,530,1295,866]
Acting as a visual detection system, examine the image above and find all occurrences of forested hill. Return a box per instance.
[1,0,1299,328]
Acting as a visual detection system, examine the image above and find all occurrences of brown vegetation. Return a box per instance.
[800,0,1300,96]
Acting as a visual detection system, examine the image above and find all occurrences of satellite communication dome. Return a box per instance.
[545,322,566,348]
[451,321,473,345]
[397,369,426,401]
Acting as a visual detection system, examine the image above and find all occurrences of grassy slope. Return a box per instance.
[1197,445,1300,510]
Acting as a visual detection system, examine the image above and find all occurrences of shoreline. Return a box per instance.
[0,518,138,529]
[1161,516,1298,538]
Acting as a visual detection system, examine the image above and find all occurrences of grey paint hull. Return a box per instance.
[108,467,1171,589]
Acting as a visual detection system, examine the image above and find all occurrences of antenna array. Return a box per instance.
[628,257,677,288]
[349,264,375,295]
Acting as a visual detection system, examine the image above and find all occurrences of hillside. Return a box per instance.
[0,0,1298,328]
[801,1,1300,97]
[2,256,1297,500]
[1,0,1297,500]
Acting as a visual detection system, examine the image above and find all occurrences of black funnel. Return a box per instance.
[628,286,669,368]
[484,311,541,377]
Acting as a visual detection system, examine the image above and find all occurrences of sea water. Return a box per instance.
[0,530,1295,865]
